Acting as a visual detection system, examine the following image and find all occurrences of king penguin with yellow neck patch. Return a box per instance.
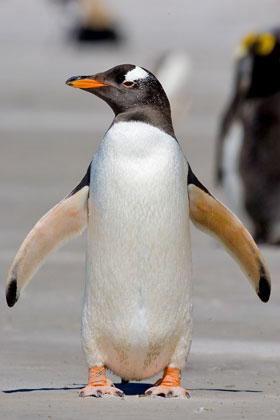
[6,64,271,398]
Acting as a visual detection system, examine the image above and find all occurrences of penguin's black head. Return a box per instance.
[66,64,171,116]
[235,29,280,98]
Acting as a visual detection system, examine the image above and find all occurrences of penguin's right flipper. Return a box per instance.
[188,167,271,303]
[6,167,91,307]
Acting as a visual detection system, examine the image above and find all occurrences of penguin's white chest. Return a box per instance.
[221,121,249,225]
[83,121,192,379]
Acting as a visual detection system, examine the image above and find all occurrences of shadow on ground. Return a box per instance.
[2,383,152,395]
[2,383,262,395]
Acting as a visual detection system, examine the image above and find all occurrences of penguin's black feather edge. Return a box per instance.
[258,276,271,302]
[187,164,212,196]
[256,258,271,302]
[67,163,91,198]
[6,277,18,307]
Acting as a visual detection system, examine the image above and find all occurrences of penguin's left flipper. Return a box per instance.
[6,168,90,307]
[188,168,271,302]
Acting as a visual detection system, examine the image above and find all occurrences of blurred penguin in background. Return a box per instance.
[216,27,280,244]
[53,0,122,43]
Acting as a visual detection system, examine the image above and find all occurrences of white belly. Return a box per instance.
[222,122,244,214]
[221,121,252,229]
[82,121,192,379]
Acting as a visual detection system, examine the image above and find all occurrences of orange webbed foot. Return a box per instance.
[144,367,190,399]
[79,366,124,398]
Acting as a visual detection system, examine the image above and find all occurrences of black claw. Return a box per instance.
[185,392,191,399]
[79,391,84,398]
[146,390,152,396]
[116,390,124,397]
[96,390,102,397]
[167,391,173,398]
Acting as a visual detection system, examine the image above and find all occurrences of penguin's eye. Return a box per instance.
[122,81,135,88]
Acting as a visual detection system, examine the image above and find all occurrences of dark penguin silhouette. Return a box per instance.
[216,27,280,244]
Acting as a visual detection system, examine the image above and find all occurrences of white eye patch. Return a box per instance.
[124,66,149,82]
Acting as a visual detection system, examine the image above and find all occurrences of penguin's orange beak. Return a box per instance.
[66,76,109,89]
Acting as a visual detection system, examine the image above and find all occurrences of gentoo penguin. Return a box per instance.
[6,64,271,398]
[216,28,280,244]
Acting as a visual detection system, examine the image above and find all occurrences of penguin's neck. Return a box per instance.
[113,106,176,140]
